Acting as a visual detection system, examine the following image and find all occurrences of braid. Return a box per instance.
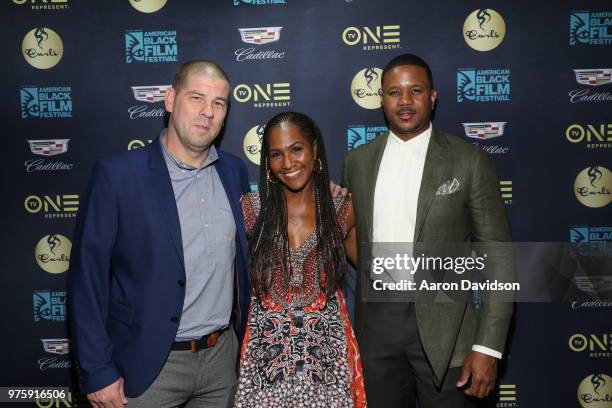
[248,112,346,298]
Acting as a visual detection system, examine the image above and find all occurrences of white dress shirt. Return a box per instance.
[372,124,501,359]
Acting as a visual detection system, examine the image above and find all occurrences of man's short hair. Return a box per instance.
[172,60,231,92]
[381,54,434,89]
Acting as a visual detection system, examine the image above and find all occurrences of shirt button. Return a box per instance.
[200,198,205,203]
[170,316,179,323]
[205,224,209,228]
[177,280,185,287]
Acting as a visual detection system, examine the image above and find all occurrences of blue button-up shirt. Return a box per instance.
[160,132,236,340]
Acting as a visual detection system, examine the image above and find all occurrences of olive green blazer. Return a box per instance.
[343,129,513,385]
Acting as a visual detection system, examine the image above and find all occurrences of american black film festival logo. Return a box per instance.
[125,29,178,63]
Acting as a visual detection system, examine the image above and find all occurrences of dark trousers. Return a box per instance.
[360,302,477,408]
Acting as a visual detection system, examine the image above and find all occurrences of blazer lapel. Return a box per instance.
[363,132,389,242]
[148,138,185,268]
[414,130,452,241]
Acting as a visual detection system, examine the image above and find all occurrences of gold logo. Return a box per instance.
[569,333,612,357]
[577,374,612,408]
[351,67,383,109]
[566,124,612,149]
[500,180,513,205]
[243,125,265,165]
[127,139,152,150]
[25,194,78,219]
[129,0,167,13]
[574,166,612,208]
[35,234,71,274]
[233,83,291,108]
[342,25,401,51]
[463,9,506,51]
[22,27,63,69]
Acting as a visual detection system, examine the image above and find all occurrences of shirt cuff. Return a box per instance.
[472,345,502,359]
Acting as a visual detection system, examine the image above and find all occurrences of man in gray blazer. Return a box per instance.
[343,54,513,407]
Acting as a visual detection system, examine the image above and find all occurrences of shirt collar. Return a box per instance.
[159,129,218,171]
[387,123,432,151]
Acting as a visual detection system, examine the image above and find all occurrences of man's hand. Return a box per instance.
[330,181,349,199]
[456,351,497,398]
[87,378,127,408]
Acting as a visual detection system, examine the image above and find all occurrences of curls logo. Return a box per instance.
[22,27,63,69]
[463,9,506,51]
[574,166,612,208]
[351,67,383,109]
[129,0,167,13]
[243,125,266,165]
[577,374,612,408]
[35,234,71,274]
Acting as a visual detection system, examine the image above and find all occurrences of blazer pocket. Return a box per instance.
[108,301,135,326]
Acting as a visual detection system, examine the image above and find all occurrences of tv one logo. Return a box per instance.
[342,25,401,50]
[569,333,612,356]
[566,124,612,149]
[25,194,78,218]
[233,83,291,108]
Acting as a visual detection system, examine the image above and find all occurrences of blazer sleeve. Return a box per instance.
[468,150,514,354]
[68,161,121,393]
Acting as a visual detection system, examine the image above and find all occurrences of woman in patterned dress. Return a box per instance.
[234,112,366,408]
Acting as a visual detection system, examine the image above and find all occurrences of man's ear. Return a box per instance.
[164,87,176,113]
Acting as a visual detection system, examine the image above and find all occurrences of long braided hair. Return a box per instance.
[249,111,346,299]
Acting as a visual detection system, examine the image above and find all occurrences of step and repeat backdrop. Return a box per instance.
[1,0,611,407]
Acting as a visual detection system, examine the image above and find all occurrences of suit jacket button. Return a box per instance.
[170,316,179,323]
[177,280,185,287]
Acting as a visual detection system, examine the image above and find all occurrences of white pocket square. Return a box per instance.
[435,178,460,196]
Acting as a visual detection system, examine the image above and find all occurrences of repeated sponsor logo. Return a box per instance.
[22,27,63,69]
[125,30,178,63]
[569,69,612,103]
[500,180,512,205]
[38,339,71,371]
[33,290,67,322]
[569,333,612,358]
[570,11,612,46]
[342,25,401,51]
[128,139,153,150]
[26,140,74,172]
[351,67,383,109]
[235,26,285,62]
[566,123,612,149]
[41,338,70,355]
[347,125,387,150]
[35,234,71,274]
[243,125,265,165]
[239,27,282,44]
[574,166,612,208]
[28,139,69,156]
[129,0,167,13]
[12,0,69,10]
[457,68,510,102]
[569,225,612,292]
[463,9,506,51]
[21,86,72,119]
[462,122,509,155]
[462,122,506,140]
[233,0,286,5]
[577,374,612,408]
[496,384,517,408]
[233,82,291,108]
[25,194,78,219]
[128,85,170,119]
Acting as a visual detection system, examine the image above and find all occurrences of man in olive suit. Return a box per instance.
[343,54,512,407]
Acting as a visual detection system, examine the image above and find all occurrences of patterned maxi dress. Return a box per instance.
[233,192,366,408]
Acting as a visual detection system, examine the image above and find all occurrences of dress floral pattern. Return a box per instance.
[234,192,366,408]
